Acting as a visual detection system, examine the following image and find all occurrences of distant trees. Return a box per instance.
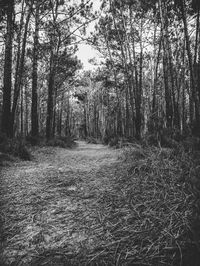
[1,0,14,137]
[85,0,200,142]
[0,0,199,144]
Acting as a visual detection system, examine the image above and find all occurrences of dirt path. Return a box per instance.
[0,141,120,265]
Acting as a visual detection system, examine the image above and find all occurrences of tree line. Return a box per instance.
[75,0,200,145]
[0,0,200,146]
[0,0,94,141]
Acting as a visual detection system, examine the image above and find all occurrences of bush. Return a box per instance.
[86,137,98,144]
[46,136,76,148]
[0,133,7,144]
[16,142,32,160]
[108,137,119,147]
[102,135,110,145]
[115,144,200,265]
[26,135,40,146]
[0,152,14,166]
[0,137,31,161]
[143,133,160,147]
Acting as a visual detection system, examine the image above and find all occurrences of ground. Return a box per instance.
[0,141,120,265]
[0,141,198,266]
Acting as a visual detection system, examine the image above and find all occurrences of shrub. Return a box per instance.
[102,135,109,145]
[108,137,119,147]
[86,137,98,144]
[0,137,31,161]
[46,136,76,148]
[26,135,40,146]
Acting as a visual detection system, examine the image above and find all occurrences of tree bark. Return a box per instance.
[1,1,14,137]
[180,0,200,125]
[159,0,173,128]
[11,4,32,136]
[31,1,39,137]
[46,49,55,140]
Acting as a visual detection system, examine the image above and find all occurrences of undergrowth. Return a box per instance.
[0,134,76,164]
[46,136,77,148]
[86,137,101,144]
[86,144,200,265]
[0,134,31,161]
[24,144,200,265]
[0,140,199,265]
[80,144,199,265]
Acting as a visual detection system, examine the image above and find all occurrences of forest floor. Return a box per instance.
[0,141,120,265]
[0,141,199,266]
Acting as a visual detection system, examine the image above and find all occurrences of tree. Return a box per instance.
[31,0,40,138]
[11,0,33,137]
[1,0,14,137]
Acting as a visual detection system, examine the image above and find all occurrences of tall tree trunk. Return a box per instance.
[57,93,64,136]
[46,0,60,140]
[46,35,60,140]
[180,0,200,126]
[135,39,143,139]
[194,7,200,66]
[135,19,143,140]
[52,85,57,138]
[46,49,55,140]
[152,35,161,115]
[159,0,173,128]
[31,1,39,137]
[25,82,29,136]
[20,86,24,137]
[11,4,32,136]
[198,15,200,106]
[1,1,14,137]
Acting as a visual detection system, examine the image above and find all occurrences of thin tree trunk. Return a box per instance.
[1,1,14,137]
[152,35,161,114]
[180,0,200,125]
[31,1,39,137]
[20,86,24,137]
[135,18,143,140]
[46,49,55,140]
[194,7,200,65]
[25,82,29,136]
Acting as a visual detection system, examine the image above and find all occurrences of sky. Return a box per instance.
[75,0,102,71]
[76,44,102,70]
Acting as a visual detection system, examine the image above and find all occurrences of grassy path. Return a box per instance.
[0,142,198,266]
[0,141,119,265]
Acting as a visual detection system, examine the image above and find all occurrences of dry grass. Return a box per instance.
[0,143,199,266]
[85,146,200,266]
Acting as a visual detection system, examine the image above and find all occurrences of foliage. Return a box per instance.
[0,0,95,140]
[0,134,31,160]
[0,0,199,143]
[46,136,76,148]
[86,136,99,144]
